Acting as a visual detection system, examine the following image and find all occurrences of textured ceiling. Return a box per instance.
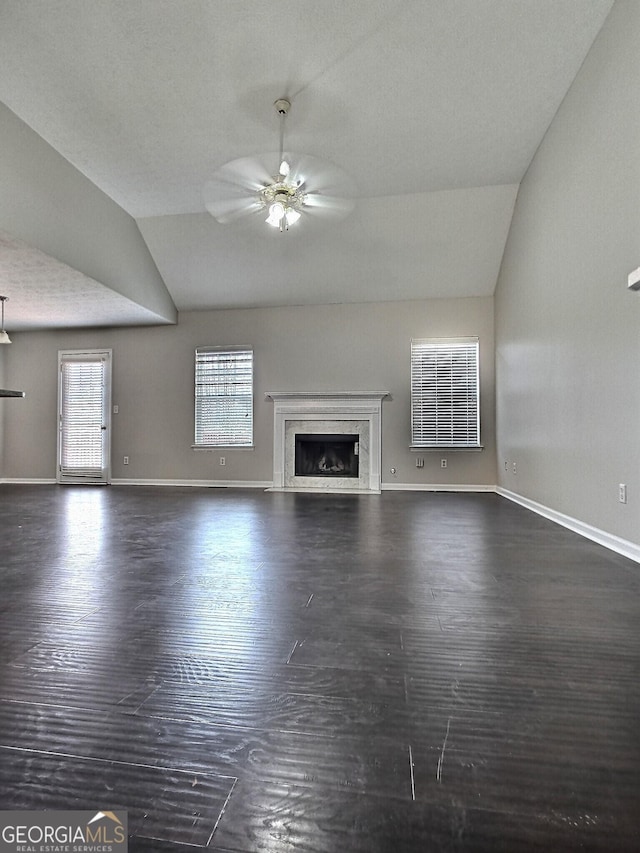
[0,232,170,329]
[0,0,614,329]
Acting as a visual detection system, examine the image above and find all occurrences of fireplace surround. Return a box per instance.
[266,392,388,493]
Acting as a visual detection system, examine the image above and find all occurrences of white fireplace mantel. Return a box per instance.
[266,391,389,493]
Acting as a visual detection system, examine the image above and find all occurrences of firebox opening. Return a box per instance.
[295,434,359,478]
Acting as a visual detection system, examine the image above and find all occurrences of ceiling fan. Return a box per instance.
[203,98,355,232]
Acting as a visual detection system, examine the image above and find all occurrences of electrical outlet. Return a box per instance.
[219,457,226,466]
[123,456,129,465]
[512,462,517,474]
[113,404,119,414]
[504,460,508,471]
[619,483,627,504]
[416,457,424,468]
[440,458,447,468]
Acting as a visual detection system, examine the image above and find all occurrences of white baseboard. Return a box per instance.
[110,478,273,489]
[0,477,272,489]
[0,477,492,492]
[0,478,57,485]
[497,487,640,564]
[382,483,496,492]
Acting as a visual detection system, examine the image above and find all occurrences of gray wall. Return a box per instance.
[495,0,639,545]
[1,297,496,487]
[0,102,176,323]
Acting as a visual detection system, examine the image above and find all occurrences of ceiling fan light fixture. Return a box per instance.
[266,201,286,227]
[0,296,11,344]
[262,181,304,230]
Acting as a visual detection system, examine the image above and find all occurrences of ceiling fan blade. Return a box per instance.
[286,153,357,198]
[303,193,356,220]
[281,153,357,221]
[208,155,274,192]
[203,194,263,224]
[203,154,281,224]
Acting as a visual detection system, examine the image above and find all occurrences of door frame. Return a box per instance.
[57,348,112,484]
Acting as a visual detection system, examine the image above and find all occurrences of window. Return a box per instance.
[194,347,253,447]
[411,337,480,448]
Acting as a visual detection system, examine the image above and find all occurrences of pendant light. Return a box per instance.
[0,296,11,345]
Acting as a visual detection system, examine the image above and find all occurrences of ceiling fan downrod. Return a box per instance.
[264,98,304,231]
[274,98,291,169]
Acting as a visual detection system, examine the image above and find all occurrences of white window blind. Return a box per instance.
[194,347,253,447]
[411,337,480,448]
[59,355,108,480]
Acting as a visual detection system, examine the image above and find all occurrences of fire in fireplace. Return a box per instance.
[294,433,359,478]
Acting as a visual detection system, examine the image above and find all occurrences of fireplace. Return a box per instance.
[266,392,388,493]
[295,434,359,478]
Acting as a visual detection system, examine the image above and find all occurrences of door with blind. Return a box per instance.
[58,350,112,484]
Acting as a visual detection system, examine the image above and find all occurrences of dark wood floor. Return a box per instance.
[0,485,638,851]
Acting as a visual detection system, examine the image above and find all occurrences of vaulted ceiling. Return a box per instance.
[0,0,614,329]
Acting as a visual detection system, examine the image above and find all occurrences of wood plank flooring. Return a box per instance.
[0,484,638,851]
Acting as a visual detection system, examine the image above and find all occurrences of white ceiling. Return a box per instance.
[0,0,614,328]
